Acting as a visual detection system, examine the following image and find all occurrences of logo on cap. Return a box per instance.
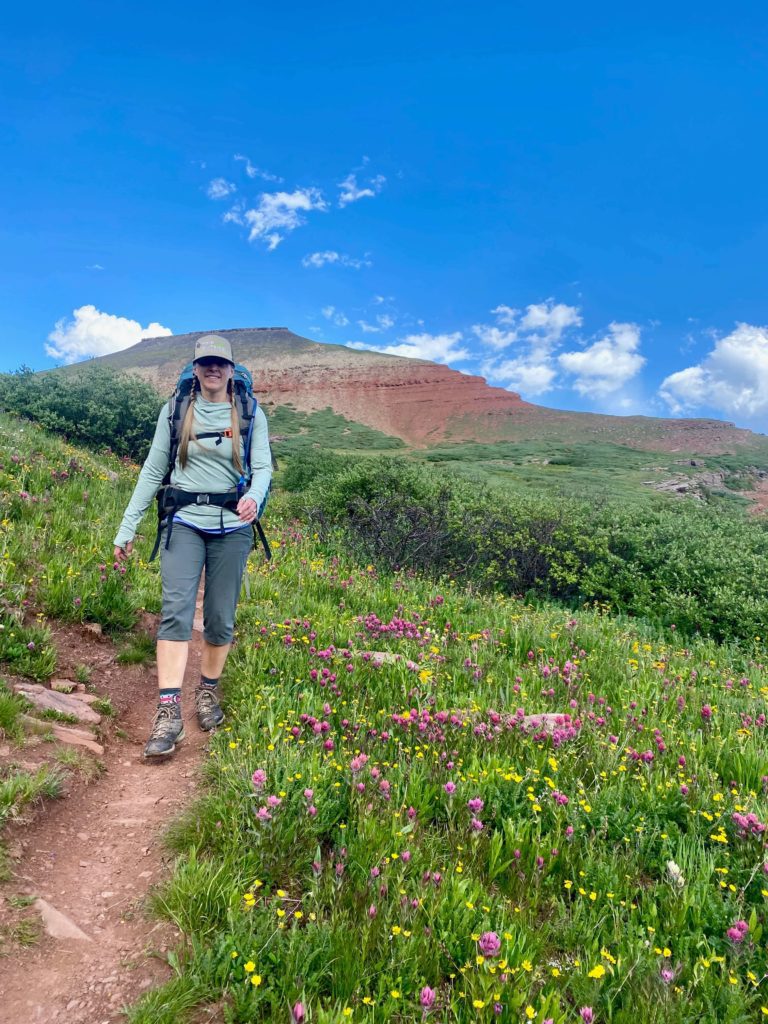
[194,334,234,365]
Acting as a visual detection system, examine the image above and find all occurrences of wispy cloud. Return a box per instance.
[224,188,328,249]
[207,177,237,200]
[302,250,372,269]
[321,305,350,327]
[659,323,768,418]
[85,263,104,271]
[234,154,283,182]
[45,305,172,364]
[559,322,645,397]
[338,171,386,208]
[357,314,396,334]
[349,331,469,364]
[471,300,592,396]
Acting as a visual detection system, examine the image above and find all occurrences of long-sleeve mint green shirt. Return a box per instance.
[114,397,272,548]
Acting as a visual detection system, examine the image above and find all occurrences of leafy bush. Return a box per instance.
[301,458,768,643]
[280,450,359,493]
[0,366,162,460]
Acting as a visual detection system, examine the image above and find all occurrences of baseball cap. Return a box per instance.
[194,334,235,365]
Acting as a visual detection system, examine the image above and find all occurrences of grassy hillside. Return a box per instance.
[2,414,768,1022]
[418,440,768,506]
[128,526,768,1024]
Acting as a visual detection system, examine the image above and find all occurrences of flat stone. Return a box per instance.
[68,692,100,705]
[50,724,104,756]
[35,898,92,941]
[13,683,101,724]
[50,679,76,693]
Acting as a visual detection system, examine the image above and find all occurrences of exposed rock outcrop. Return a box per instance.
[86,327,766,454]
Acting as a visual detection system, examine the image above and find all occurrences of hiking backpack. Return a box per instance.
[148,362,271,561]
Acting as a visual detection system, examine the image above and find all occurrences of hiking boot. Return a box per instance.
[143,703,184,758]
[195,686,225,732]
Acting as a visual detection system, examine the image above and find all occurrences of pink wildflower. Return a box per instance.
[478,931,501,957]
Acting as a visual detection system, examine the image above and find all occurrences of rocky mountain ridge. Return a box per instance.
[91,327,763,454]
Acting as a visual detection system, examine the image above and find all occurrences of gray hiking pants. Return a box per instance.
[157,522,253,645]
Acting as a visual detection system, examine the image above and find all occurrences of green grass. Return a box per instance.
[116,632,157,665]
[418,439,768,506]
[0,764,64,826]
[0,412,162,631]
[0,682,27,741]
[123,527,768,1023]
[5,406,768,1022]
[0,916,41,953]
[91,696,116,718]
[74,663,93,684]
[53,746,105,781]
[267,404,405,455]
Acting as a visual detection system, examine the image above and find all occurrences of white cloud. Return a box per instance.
[519,299,582,340]
[227,188,328,249]
[559,322,645,397]
[301,250,372,269]
[222,202,245,226]
[45,305,172,364]
[472,300,582,354]
[659,323,768,417]
[207,177,237,200]
[472,300,586,396]
[483,355,558,396]
[471,323,519,350]
[338,172,386,208]
[85,263,104,271]
[234,154,283,182]
[357,314,395,334]
[491,304,518,325]
[321,305,350,327]
[350,331,469,364]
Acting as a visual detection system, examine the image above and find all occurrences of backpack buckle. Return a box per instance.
[195,493,210,505]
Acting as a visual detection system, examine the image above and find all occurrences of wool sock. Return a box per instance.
[200,674,219,690]
[158,687,181,707]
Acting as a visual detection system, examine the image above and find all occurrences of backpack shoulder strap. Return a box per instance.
[165,391,192,485]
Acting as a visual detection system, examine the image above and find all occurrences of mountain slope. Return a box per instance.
[91,326,763,454]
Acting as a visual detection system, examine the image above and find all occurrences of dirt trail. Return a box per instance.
[0,601,209,1023]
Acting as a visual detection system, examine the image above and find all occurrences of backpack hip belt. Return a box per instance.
[149,485,271,561]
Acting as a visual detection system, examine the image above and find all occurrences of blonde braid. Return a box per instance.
[177,383,199,469]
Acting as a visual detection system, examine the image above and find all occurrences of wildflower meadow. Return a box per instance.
[1,410,768,1022]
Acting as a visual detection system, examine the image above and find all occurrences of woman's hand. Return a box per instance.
[236,497,258,524]
[114,541,133,562]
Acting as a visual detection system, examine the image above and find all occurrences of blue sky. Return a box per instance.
[2,1,768,430]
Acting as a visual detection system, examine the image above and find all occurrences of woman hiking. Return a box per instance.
[113,334,272,759]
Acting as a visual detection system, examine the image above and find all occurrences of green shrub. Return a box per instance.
[302,458,768,644]
[280,450,357,493]
[0,365,162,460]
